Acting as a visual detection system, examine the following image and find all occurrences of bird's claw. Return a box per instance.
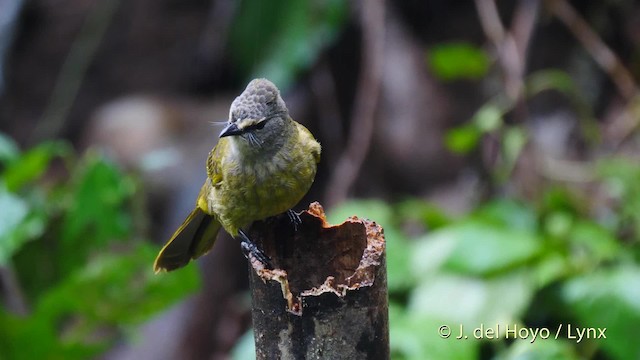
[287,209,302,231]
[239,230,273,269]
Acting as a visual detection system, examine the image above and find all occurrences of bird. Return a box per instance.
[154,78,321,272]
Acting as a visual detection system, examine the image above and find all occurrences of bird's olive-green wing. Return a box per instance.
[155,141,228,273]
[153,207,222,272]
[294,120,321,164]
[206,139,227,187]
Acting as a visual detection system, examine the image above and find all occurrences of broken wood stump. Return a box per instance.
[248,202,389,360]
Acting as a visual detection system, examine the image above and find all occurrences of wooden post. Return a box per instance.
[248,202,389,360]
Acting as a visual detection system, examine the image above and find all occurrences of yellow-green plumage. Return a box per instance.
[206,121,320,236]
[154,79,320,272]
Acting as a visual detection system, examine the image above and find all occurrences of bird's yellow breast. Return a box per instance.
[205,121,320,236]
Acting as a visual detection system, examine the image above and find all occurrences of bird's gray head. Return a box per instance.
[219,79,290,151]
[229,78,288,122]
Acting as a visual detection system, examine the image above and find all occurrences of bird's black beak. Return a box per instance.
[219,122,243,138]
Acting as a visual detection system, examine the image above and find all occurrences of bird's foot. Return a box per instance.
[287,209,302,231]
[238,229,273,269]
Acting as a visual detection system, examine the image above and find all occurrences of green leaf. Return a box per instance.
[0,309,63,360]
[473,104,503,132]
[390,305,479,360]
[230,0,347,88]
[525,69,576,98]
[446,102,509,155]
[428,42,490,81]
[411,200,540,279]
[0,189,29,264]
[385,227,414,292]
[420,221,541,276]
[533,251,570,288]
[501,126,528,175]
[567,220,620,263]
[540,187,582,215]
[411,232,458,277]
[492,125,528,183]
[11,243,201,359]
[445,124,481,154]
[396,199,451,230]
[543,211,573,239]
[59,155,135,275]
[0,141,199,360]
[408,272,534,329]
[597,157,640,237]
[473,199,537,233]
[327,199,393,226]
[561,266,640,360]
[2,141,71,192]
[0,188,46,265]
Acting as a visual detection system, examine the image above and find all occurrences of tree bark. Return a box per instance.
[248,202,389,360]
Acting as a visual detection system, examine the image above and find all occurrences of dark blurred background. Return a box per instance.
[1,0,640,359]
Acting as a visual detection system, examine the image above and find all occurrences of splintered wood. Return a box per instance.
[248,202,389,360]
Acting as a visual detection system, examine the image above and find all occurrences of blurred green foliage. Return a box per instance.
[0,133,199,359]
[229,0,347,89]
[333,51,640,358]
[427,42,491,81]
[444,68,597,163]
[332,188,639,360]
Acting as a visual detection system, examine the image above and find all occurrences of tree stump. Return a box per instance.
[248,202,389,360]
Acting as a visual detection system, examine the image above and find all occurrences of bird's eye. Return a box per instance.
[245,120,267,132]
[254,121,267,130]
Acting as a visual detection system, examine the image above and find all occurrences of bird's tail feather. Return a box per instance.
[154,208,221,273]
